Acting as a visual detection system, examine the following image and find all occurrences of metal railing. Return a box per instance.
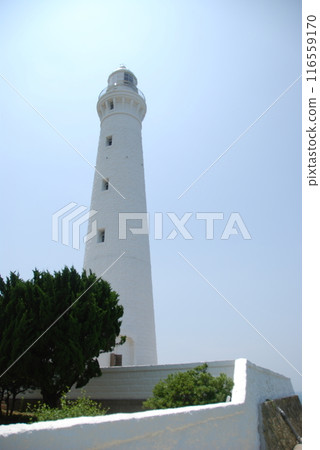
[98,83,145,101]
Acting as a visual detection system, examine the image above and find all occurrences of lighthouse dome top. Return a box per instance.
[107,65,138,89]
[98,65,145,103]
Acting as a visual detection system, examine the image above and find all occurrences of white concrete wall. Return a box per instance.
[1,359,294,449]
[70,360,235,400]
[0,403,251,450]
[21,360,235,401]
[232,359,295,449]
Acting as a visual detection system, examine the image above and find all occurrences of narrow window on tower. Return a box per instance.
[106,136,112,146]
[102,178,109,190]
[108,100,114,110]
[98,229,105,243]
[124,72,133,84]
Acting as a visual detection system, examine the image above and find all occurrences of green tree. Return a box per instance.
[143,364,234,410]
[0,267,124,409]
[0,272,36,416]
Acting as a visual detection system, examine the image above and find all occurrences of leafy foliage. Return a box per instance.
[0,267,124,410]
[143,364,234,410]
[28,391,108,422]
[0,272,37,416]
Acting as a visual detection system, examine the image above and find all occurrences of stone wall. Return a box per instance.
[260,396,302,449]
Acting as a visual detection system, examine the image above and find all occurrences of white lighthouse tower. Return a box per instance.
[84,66,157,367]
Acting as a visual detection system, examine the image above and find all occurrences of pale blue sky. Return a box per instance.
[0,0,301,392]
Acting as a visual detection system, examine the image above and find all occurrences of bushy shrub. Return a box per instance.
[27,391,108,422]
[143,364,234,410]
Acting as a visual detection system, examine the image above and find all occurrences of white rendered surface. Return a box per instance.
[83,68,157,366]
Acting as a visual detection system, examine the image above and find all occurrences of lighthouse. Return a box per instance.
[83,66,157,367]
